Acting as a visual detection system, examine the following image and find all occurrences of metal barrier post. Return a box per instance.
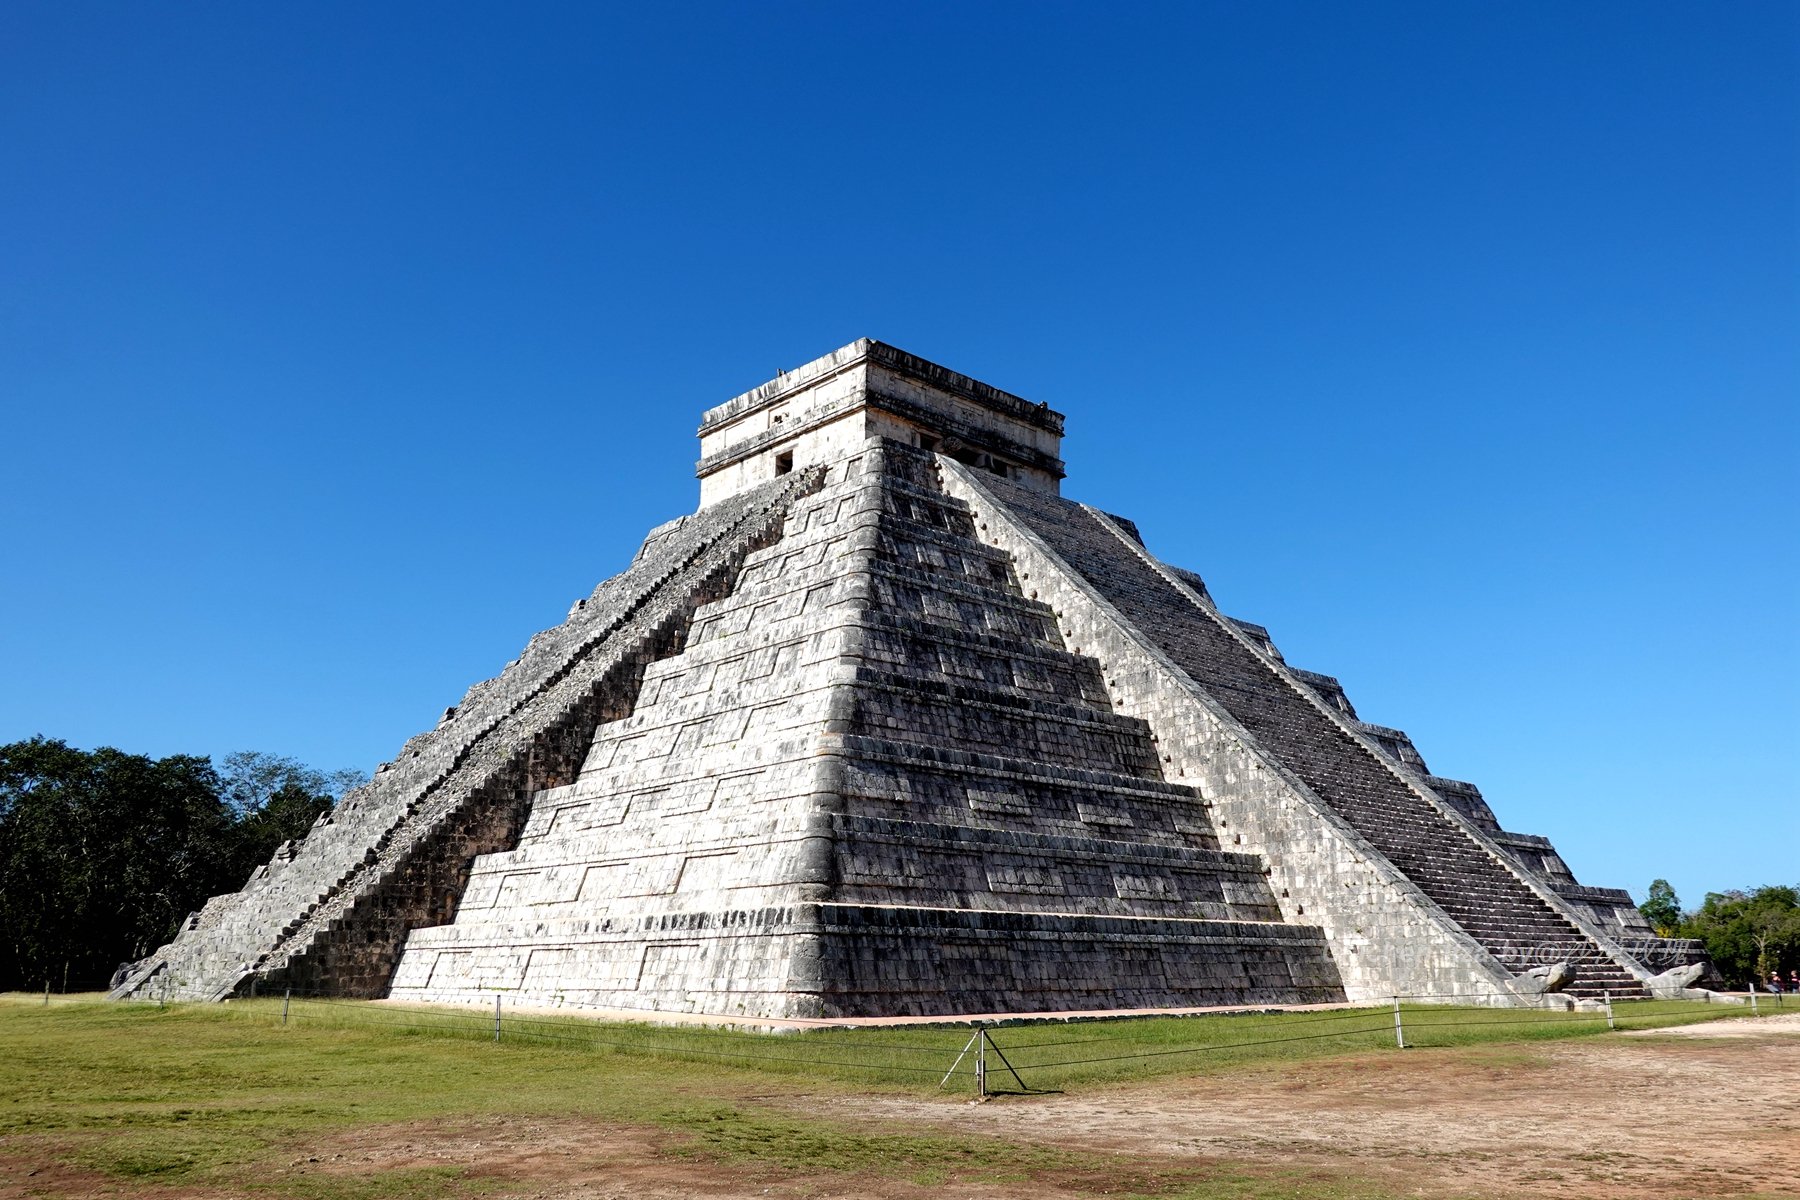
[975,1029,987,1097]
[984,1031,1028,1094]
[283,989,290,1024]
[1393,998,1405,1049]
[1604,990,1614,1030]
[939,1029,982,1090]
[1750,982,1758,1016]
[495,994,501,1043]
[44,981,49,1007]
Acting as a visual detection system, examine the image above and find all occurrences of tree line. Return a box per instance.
[0,737,365,993]
[1639,878,1800,988]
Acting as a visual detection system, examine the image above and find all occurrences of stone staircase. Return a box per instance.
[977,476,1649,1001]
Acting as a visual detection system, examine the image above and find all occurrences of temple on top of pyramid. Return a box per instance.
[111,339,1710,1015]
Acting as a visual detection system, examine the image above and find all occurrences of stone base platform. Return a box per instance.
[388,902,1345,1020]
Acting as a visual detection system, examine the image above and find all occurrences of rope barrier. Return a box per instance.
[1396,1013,1614,1028]
[1011,1022,1404,1071]
[287,999,1645,1075]
[474,1023,952,1074]
[110,985,1754,1089]
[282,997,960,1068]
[284,993,966,1055]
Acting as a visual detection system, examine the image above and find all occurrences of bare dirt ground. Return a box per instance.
[828,1019,1800,1200]
[276,1019,1800,1200]
[1621,1011,1800,1039]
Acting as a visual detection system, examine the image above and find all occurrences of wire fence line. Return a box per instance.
[99,984,1768,1096]
[1005,1021,1408,1072]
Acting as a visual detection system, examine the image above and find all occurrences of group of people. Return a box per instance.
[1764,970,1799,996]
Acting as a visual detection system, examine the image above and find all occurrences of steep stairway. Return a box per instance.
[978,475,1648,1001]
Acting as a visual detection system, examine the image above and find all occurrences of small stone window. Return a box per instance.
[774,449,794,476]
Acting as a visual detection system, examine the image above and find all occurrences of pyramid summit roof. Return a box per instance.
[696,339,1067,507]
[699,339,1065,435]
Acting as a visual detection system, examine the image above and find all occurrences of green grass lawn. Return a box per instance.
[0,991,1765,1199]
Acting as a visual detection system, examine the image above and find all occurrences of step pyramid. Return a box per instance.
[114,339,1690,1012]
[386,436,1341,1017]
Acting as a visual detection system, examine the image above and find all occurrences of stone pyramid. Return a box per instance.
[113,339,1703,1014]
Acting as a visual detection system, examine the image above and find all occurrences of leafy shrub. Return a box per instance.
[1679,886,1800,987]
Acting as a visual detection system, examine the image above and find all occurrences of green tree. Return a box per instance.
[215,752,365,884]
[0,738,234,991]
[1639,879,1681,936]
[0,739,367,993]
[1679,886,1800,987]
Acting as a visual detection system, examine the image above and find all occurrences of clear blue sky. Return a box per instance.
[2,4,1793,909]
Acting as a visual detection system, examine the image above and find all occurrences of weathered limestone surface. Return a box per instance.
[112,337,1701,1013]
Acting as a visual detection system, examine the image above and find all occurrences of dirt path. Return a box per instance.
[830,1024,1800,1198]
[1621,1011,1800,1039]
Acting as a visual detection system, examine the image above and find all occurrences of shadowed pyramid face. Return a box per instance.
[389,437,1334,1018]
